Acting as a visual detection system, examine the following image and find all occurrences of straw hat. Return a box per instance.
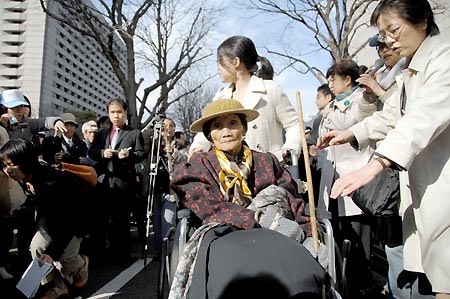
[190,99,259,133]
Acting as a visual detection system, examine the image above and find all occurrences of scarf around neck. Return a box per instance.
[335,85,359,102]
[214,145,253,207]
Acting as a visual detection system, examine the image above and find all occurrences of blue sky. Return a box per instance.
[204,1,335,121]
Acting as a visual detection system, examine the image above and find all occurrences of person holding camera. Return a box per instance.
[41,113,88,166]
[0,89,66,141]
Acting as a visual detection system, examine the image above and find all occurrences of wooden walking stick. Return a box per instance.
[296,91,320,252]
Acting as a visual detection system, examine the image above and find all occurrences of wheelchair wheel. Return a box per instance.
[168,218,183,285]
[157,227,175,299]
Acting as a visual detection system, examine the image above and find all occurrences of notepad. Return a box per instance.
[16,258,54,298]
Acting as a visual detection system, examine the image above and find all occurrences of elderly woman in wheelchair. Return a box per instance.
[168,99,332,299]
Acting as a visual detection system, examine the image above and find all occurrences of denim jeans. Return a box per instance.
[385,245,435,299]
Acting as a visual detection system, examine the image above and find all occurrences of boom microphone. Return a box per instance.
[368,58,385,76]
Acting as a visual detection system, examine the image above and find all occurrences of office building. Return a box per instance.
[0,0,126,117]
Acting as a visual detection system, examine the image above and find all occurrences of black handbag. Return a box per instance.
[352,168,400,216]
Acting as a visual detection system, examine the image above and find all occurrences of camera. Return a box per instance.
[9,113,20,127]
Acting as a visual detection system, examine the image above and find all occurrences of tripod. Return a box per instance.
[143,118,174,266]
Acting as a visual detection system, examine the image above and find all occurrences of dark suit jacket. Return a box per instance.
[88,125,145,192]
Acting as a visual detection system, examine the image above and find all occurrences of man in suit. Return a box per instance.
[88,99,145,263]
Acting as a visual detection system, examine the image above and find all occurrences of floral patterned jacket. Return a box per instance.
[171,149,310,233]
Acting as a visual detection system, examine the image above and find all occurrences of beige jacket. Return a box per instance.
[318,88,377,216]
[190,76,301,160]
[375,35,450,293]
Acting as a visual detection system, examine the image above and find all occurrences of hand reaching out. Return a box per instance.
[330,159,386,198]
[316,130,356,149]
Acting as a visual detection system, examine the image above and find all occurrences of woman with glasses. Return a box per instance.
[318,0,450,296]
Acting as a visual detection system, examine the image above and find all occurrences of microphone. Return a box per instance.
[368,58,385,76]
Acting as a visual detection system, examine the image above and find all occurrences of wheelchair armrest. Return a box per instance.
[177,208,192,220]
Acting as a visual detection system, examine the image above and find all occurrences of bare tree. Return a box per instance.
[169,77,218,141]
[40,0,219,128]
[247,0,448,83]
[247,0,378,83]
[136,0,218,128]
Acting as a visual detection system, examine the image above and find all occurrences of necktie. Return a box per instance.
[108,128,120,172]
[111,127,120,149]
[67,139,73,147]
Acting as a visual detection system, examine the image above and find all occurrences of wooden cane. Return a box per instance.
[296,91,320,252]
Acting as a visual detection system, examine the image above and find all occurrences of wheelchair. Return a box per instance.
[156,152,344,299]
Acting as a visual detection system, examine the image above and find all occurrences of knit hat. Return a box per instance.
[190,99,259,133]
[61,113,78,127]
[0,89,29,108]
[81,120,98,133]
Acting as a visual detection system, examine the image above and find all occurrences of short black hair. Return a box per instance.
[371,0,439,37]
[328,59,361,87]
[97,115,111,128]
[107,98,128,112]
[0,139,39,175]
[317,83,335,100]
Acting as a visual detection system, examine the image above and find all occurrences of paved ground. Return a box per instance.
[1,225,387,299]
[1,227,163,299]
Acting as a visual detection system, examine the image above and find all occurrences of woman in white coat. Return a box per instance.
[319,0,450,296]
[189,36,300,161]
[319,59,377,298]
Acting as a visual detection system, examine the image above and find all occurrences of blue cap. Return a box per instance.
[369,35,382,47]
[0,89,29,108]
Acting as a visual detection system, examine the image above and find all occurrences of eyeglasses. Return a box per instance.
[376,43,389,52]
[378,22,406,43]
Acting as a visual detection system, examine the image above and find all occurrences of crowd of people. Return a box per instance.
[0,0,449,298]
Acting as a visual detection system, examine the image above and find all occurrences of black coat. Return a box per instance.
[26,165,93,259]
[88,125,145,192]
[41,134,87,165]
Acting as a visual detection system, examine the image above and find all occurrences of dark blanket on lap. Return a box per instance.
[187,226,328,299]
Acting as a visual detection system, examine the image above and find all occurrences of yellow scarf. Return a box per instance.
[215,145,253,207]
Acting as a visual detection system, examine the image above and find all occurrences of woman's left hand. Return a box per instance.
[330,159,385,198]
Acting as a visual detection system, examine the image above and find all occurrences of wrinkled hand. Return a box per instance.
[53,120,67,137]
[188,147,203,161]
[309,145,318,157]
[317,130,355,149]
[330,160,383,198]
[38,254,54,267]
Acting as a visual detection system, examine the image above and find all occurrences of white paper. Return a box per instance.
[16,258,54,298]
